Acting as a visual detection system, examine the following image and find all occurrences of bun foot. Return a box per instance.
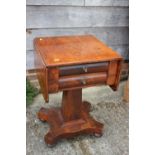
[94,132,103,137]
[38,108,49,122]
[44,131,58,146]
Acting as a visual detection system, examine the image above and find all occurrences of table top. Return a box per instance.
[34,35,122,67]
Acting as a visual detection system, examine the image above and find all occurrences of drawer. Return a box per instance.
[59,73,107,90]
[59,62,108,76]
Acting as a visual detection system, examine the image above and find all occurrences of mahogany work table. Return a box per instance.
[34,35,123,146]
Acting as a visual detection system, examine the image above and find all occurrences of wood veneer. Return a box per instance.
[34,35,123,146]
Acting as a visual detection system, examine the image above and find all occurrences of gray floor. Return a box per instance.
[26,81,129,155]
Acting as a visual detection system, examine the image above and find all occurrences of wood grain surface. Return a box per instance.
[34,35,123,145]
[34,35,122,67]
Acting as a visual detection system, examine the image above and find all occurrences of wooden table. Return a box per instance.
[34,35,123,146]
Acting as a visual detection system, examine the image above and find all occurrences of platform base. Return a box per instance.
[38,101,104,145]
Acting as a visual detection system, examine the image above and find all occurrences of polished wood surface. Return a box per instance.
[34,35,123,146]
[34,47,48,102]
[34,35,122,67]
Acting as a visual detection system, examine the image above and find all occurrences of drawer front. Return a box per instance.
[59,62,108,76]
[59,73,107,90]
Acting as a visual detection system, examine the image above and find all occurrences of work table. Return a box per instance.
[34,35,123,146]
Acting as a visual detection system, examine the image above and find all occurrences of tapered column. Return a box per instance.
[62,89,82,122]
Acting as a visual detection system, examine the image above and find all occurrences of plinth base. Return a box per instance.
[38,101,104,145]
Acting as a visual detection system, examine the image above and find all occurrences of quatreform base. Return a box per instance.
[38,89,103,145]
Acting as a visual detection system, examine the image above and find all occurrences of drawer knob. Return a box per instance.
[81,79,86,85]
[83,66,87,72]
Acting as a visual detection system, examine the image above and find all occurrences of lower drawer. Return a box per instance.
[59,72,107,90]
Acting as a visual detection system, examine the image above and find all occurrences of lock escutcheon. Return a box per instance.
[83,66,87,72]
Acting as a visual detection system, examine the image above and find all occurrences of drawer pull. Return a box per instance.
[81,79,86,85]
[83,66,87,73]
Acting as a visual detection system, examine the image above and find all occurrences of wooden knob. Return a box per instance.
[81,79,86,85]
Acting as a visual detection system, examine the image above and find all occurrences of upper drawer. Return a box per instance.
[59,62,109,76]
